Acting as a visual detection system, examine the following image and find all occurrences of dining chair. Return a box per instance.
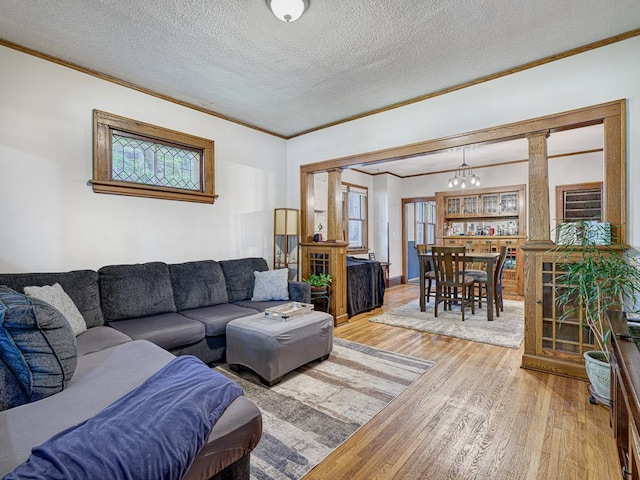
[417,244,436,302]
[431,246,475,321]
[467,245,508,317]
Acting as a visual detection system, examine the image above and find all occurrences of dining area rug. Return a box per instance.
[216,338,434,480]
[369,299,525,348]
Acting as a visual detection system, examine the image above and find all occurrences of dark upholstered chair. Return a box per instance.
[431,246,475,321]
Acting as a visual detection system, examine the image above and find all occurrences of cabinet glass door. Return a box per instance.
[446,197,460,215]
[462,196,478,214]
[481,194,499,214]
[539,258,594,354]
[500,193,518,214]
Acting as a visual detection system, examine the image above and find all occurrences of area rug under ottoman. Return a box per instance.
[216,338,434,480]
[369,299,525,348]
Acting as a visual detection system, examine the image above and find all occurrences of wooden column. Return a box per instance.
[326,168,343,242]
[521,131,555,374]
[525,131,553,245]
[604,113,625,243]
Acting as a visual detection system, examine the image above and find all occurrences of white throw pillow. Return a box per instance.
[251,269,289,302]
[24,283,87,336]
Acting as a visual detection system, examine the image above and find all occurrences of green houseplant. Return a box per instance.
[553,221,640,403]
[303,273,333,291]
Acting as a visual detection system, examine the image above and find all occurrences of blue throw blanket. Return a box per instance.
[5,356,243,480]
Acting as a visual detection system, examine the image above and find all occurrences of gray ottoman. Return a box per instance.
[226,311,333,386]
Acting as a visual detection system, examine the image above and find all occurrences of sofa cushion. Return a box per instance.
[76,326,132,357]
[169,260,229,311]
[288,281,312,304]
[180,304,260,337]
[24,283,87,336]
[220,258,269,303]
[0,286,77,409]
[251,268,289,301]
[99,262,177,321]
[0,270,104,328]
[108,313,205,350]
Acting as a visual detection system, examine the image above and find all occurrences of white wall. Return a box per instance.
[286,36,640,249]
[0,46,287,272]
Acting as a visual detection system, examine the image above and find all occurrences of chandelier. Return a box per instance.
[448,149,480,189]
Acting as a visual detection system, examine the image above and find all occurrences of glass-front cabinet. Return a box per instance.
[436,184,527,295]
[539,258,594,354]
[521,252,597,381]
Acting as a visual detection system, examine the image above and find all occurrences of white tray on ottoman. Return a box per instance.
[264,302,314,321]
[226,310,333,386]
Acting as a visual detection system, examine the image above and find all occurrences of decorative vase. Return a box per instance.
[583,350,610,402]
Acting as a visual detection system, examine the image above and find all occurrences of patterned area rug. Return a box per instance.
[217,338,434,480]
[369,299,525,348]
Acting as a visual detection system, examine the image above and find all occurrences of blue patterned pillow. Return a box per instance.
[0,286,77,409]
[251,269,289,302]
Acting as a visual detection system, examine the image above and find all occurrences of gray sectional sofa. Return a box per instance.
[0,257,311,479]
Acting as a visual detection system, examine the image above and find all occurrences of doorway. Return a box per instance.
[402,197,435,284]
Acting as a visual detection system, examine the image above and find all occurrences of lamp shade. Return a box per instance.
[267,0,309,22]
[275,208,298,235]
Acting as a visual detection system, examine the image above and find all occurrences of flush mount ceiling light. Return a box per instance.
[448,148,480,189]
[267,0,309,22]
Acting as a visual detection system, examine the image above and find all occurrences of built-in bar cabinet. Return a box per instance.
[436,184,526,296]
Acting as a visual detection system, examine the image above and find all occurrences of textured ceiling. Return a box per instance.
[0,1,639,137]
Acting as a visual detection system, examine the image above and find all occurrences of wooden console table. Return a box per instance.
[609,310,640,479]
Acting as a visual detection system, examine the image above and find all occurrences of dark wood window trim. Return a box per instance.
[92,110,217,203]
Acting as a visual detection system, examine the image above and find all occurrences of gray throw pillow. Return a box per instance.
[24,283,87,336]
[0,286,77,408]
[251,269,289,301]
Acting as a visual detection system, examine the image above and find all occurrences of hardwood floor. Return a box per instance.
[304,284,618,480]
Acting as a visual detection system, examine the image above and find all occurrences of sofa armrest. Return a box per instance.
[288,281,310,303]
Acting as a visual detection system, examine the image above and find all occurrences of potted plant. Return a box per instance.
[553,221,640,404]
[303,273,333,292]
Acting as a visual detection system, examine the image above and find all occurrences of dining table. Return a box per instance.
[418,251,501,321]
